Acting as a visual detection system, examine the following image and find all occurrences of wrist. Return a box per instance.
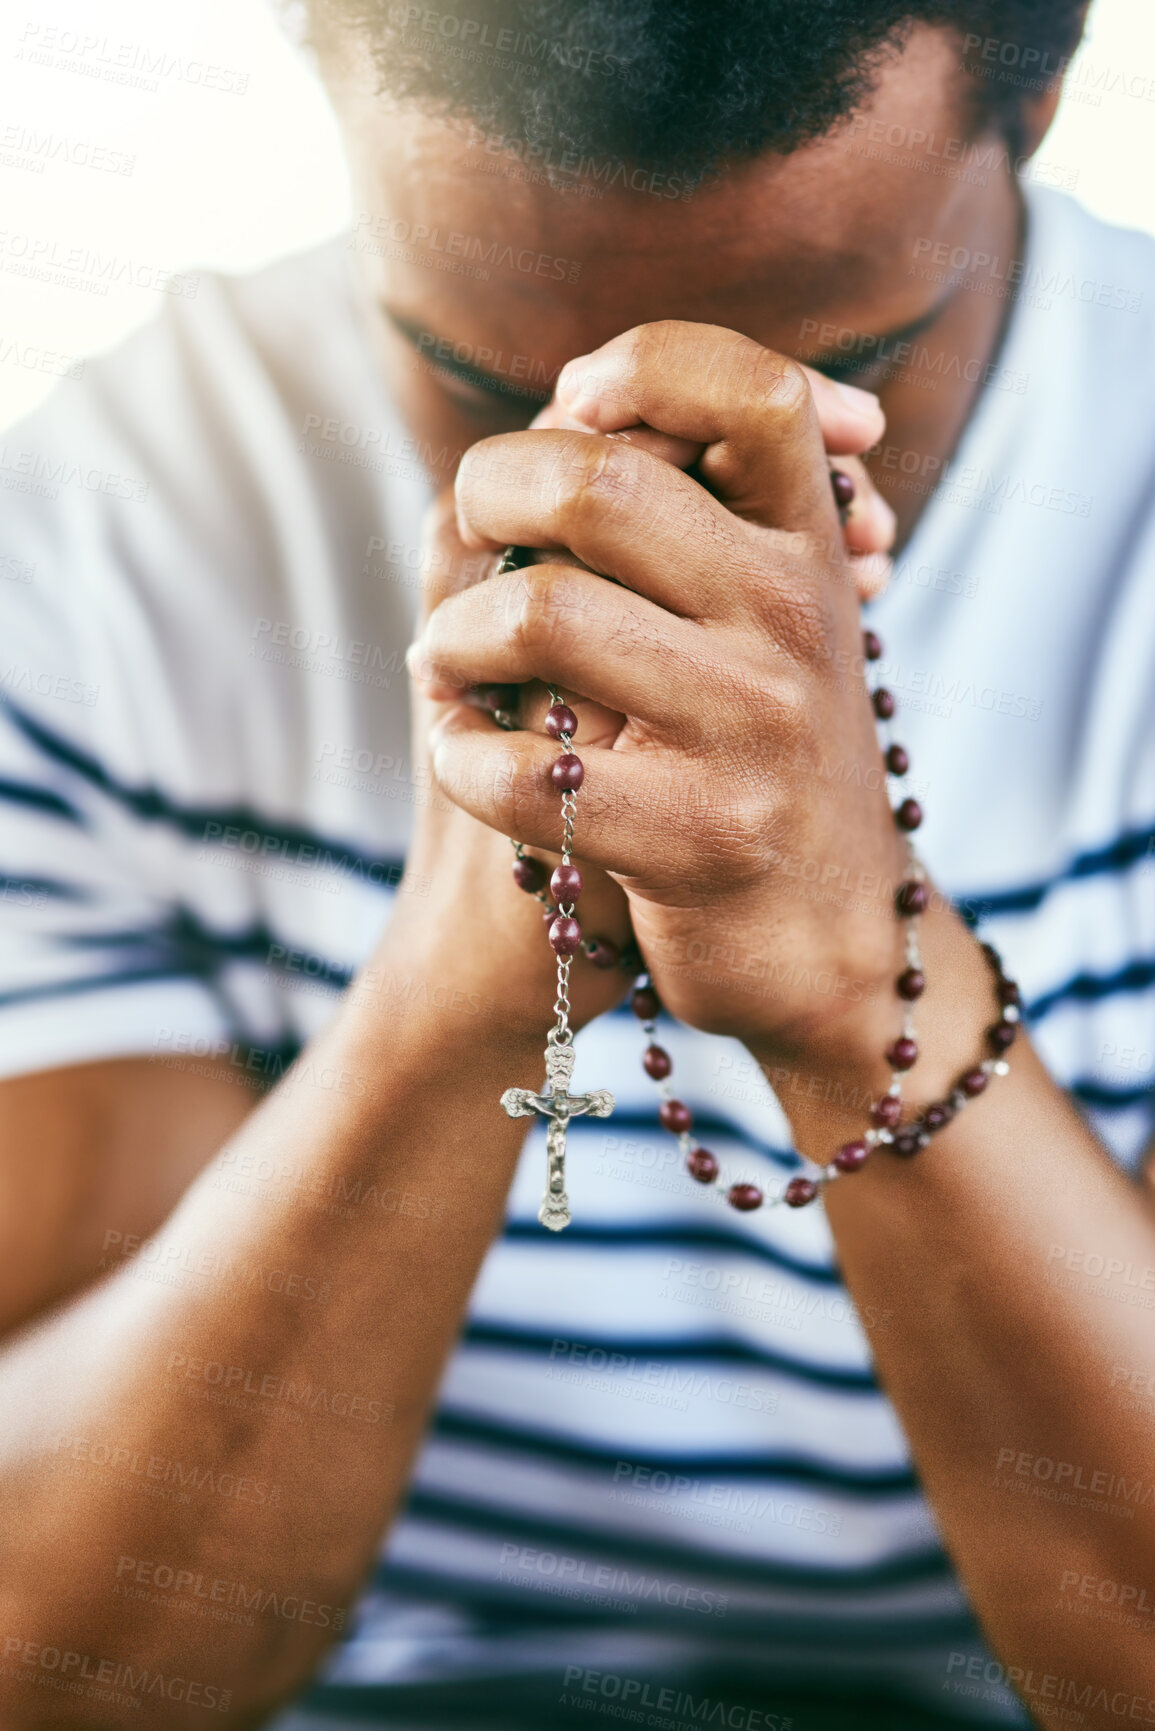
[748,899,996,1161]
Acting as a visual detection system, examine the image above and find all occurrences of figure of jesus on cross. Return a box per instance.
[501,1031,615,1230]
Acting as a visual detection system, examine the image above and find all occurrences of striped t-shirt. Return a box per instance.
[2,183,1154,1728]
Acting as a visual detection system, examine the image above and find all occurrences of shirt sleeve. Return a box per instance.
[0,684,234,1082]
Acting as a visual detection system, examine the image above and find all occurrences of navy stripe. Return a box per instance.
[0,964,201,1011]
[0,774,84,824]
[957,818,1155,921]
[400,1492,939,1588]
[462,1322,875,1393]
[1071,1076,1155,1111]
[1,698,405,885]
[0,871,88,901]
[1027,956,1155,1024]
[58,907,355,988]
[498,1221,840,1286]
[430,1410,913,1492]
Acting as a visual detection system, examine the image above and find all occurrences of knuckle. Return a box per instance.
[774,585,835,670]
[506,566,589,663]
[549,437,634,531]
[748,352,812,427]
[496,747,546,834]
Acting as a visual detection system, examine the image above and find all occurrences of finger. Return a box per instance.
[410,560,709,730]
[418,490,496,623]
[549,321,880,528]
[454,429,793,622]
[557,338,883,457]
[830,455,897,558]
[529,396,702,470]
[428,702,667,885]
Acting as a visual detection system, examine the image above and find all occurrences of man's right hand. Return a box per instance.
[397,490,635,1039]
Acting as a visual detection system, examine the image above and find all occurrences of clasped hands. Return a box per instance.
[408,321,911,1082]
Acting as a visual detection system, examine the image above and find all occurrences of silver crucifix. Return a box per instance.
[501,1034,614,1231]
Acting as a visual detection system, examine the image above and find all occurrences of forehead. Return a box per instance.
[337,23,984,352]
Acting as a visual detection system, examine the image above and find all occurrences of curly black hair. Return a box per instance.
[299,0,1088,177]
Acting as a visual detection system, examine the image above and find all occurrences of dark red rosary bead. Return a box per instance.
[885,744,909,776]
[989,1021,1017,1052]
[895,798,923,832]
[833,1139,869,1172]
[512,855,546,893]
[923,1100,955,1132]
[631,984,661,1020]
[783,1177,819,1207]
[886,1037,918,1071]
[895,881,928,918]
[831,469,856,509]
[477,683,518,714]
[891,1131,924,1158]
[545,703,578,739]
[872,688,896,720]
[551,754,584,791]
[863,629,883,661]
[585,936,621,970]
[548,915,582,955]
[997,979,1021,1007]
[550,863,583,903]
[643,1045,672,1080]
[897,967,926,1000]
[728,1182,764,1211]
[686,1148,719,1183]
[960,1067,989,1096]
[870,1093,903,1129]
[659,1099,693,1134]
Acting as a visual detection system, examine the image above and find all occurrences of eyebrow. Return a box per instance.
[385,308,556,408]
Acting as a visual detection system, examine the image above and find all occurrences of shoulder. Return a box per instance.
[1018,185,1155,384]
[0,238,395,587]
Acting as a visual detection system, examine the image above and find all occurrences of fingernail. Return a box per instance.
[830,378,884,420]
[405,640,426,678]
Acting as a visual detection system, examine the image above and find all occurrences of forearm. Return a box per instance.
[0,935,542,1727]
[762,904,1155,1724]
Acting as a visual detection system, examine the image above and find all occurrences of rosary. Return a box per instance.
[490,472,1019,1231]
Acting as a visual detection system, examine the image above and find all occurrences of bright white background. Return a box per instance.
[1,0,1153,430]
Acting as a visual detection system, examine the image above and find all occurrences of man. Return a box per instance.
[1,1,1153,1726]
